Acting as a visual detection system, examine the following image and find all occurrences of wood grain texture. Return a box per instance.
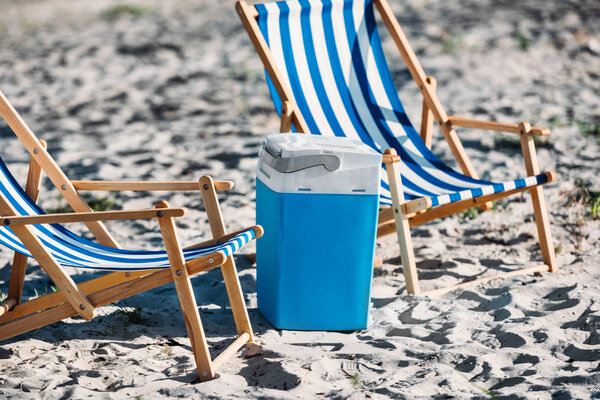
[1,208,186,226]
[448,116,550,136]
[420,76,436,149]
[157,200,215,381]
[200,175,254,341]
[519,122,557,272]
[71,180,233,191]
[212,332,251,371]
[383,149,421,295]
[8,140,46,304]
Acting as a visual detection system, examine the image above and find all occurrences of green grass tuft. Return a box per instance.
[515,31,531,51]
[575,120,600,143]
[565,180,600,219]
[350,373,361,388]
[441,31,461,54]
[47,194,116,213]
[102,4,149,21]
[458,202,497,220]
[117,307,143,324]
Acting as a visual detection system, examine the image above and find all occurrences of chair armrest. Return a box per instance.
[71,180,234,191]
[0,208,187,226]
[382,153,401,164]
[447,116,550,136]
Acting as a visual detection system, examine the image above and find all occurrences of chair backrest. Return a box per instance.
[254,0,485,204]
[0,155,50,256]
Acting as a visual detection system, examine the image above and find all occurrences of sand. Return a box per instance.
[0,0,599,398]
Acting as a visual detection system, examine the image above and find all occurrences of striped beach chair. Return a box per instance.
[0,90,261,381]
[237,0,557,296]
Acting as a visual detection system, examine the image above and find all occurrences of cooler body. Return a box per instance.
[255,133,381,331]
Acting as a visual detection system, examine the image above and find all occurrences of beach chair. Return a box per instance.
[236,0,557,296]
[0,90,261,381]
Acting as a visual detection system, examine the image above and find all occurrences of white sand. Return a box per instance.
[0,0,599,398]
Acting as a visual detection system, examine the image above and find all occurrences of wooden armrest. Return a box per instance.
[183,225,264,250]
[447,116,550,136]
[382,148,401,164]
[0,208,187,226]
[71,180,234,191]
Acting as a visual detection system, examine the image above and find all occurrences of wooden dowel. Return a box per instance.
[0,208,187,226]
[71,180,234,191]
[448,116,550,136]
[212,332,251,371]
[421,264,550,298]
[0,298,17,317]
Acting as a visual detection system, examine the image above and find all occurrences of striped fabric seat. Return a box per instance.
[255,0,548,207]
[0,158,254,271]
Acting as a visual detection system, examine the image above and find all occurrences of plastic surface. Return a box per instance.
[256,178,379,331]
[257,133,382,195]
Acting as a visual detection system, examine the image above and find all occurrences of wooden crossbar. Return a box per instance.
[421,264,550,297]
[0,252,225,342]
[377,170,556,237]
[71,180,234,191]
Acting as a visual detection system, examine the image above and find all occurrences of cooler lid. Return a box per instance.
[262,133,381,173]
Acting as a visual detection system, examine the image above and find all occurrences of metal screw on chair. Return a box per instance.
[203,184,209,190]
[79,304,85,310]
[209,259,214,264]
[4,219,9,225]
[176,270,182,276]
[157,211,164,217]
[394,208,398,214]
[125,272,131,277]
[33,148,39,154]
[203,372,207,377]
[61,185,67,190]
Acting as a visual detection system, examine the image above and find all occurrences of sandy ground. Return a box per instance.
[0,0,599,398]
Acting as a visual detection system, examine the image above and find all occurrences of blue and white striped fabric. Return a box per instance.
[0,158,255,271]
[255,0,548,207]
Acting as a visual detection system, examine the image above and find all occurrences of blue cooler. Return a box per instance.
[256,133,381,331]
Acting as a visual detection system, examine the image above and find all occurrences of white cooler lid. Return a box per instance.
[257,133,382,195]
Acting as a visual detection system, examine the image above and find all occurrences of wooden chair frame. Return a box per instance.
[236,0,557,296]
[0,90,261,381]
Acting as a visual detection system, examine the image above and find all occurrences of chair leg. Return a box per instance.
[157,201,216,381]
[200,176,254,340]
[7,140,46,305]
[7,253,28,304]
[383,149,421,295]
[519,122,557,273]
[529,186,557,272]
